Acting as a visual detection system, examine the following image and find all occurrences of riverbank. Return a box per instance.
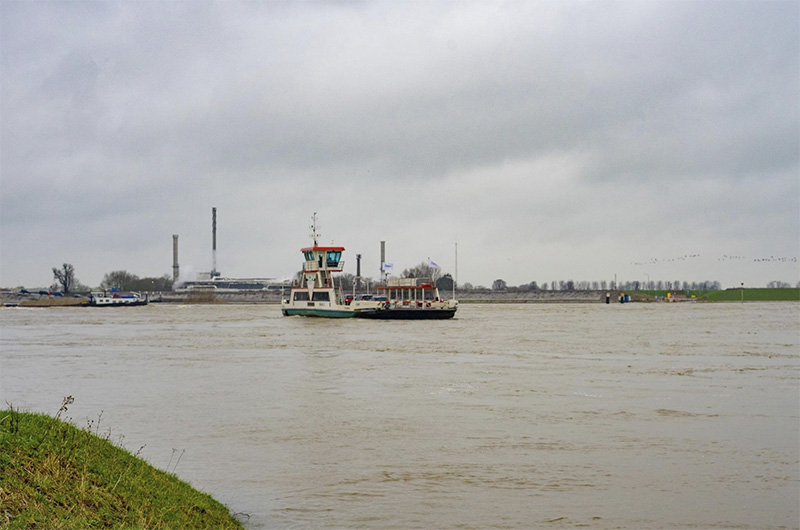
[0,402,243,530]
[2,288,797,306]
[152,288,800,304]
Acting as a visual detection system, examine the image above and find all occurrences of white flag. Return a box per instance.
[428,258,440,270]
[382,262,394,273]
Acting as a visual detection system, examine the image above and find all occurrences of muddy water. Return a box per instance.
[1,303,798,529]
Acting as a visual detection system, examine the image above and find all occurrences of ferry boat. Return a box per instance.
[281,214,457,319]
[356,277,458,319]
[85,291,148,307]
[282,215,382,318]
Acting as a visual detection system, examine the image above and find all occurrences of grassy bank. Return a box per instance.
[694,288,800,302]
[627,288,800,302]
[0,400,243,530]
[17,298,85,307]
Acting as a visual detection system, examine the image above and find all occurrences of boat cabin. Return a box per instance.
[298,246,345,289]
[377,277,443,305]
[283,242,355,316]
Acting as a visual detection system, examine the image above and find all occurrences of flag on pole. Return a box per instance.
[428,258,440,270]
[381,262,394,273]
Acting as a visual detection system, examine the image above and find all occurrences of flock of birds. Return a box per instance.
[631,254,798,266]
[631,254,701,266]
[750,256,798,263]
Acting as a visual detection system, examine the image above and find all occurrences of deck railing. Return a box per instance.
[302,261,345,272]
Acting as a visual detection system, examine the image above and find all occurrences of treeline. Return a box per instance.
[462,279,725,291]
[332,262,757,293]
[766,280,797,288]
[43,264,173,293]
[100,271,173,292]
[47,261,796,295]
[304,261,456,292]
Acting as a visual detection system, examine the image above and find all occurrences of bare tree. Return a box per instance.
[101,271,173,291]
[433,273,453,290]
[492,279,507,290]
[52,263,76,293]
[402,261,438,280]
[101,270,139,290]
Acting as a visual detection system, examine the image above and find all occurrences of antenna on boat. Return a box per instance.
[310,212,320,246]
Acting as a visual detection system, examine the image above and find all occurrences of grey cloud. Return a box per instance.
[1,1,797,288]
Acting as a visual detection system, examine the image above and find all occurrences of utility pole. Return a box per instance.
[454,241,458,300]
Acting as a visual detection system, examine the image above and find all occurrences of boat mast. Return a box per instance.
[301,212,322,291]
[310,212,320,246]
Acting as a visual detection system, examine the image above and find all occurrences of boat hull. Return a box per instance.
[355,308,456,320]
[86,300,148,307]
[281,307,356,318]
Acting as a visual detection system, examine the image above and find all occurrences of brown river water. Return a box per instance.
[1,302,798,529]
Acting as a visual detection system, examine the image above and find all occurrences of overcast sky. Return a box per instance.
[1,0,798,290]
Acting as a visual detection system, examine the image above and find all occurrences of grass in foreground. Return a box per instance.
[0,399,243,530]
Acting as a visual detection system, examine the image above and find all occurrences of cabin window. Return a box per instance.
[293,291,310,301]
[325,251,341,267]
[312,291,330,301]
[304,251,313,261]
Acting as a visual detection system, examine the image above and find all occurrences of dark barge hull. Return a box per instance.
[355,308,456,320]
[83,301,149,307]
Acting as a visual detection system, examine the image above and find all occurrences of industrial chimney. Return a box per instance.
[211,207,219,278]
[172,235,179,284]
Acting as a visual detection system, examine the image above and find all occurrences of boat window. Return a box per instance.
[312,291,330,301]
[293,291,310,301]
[304,251,313,261]
[326,251,341,267]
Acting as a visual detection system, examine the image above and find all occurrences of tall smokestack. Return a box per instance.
[356,253,362,290]
[172,235,179,284]
[211,207,218,277]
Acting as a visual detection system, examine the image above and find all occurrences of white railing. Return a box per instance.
[302,261,345,272]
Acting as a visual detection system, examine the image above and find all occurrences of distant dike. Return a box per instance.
[13,289,796,306]
[0,290,649,306]
[154,289,612,304]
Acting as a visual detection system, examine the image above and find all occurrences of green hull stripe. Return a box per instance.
[283,308,356,318]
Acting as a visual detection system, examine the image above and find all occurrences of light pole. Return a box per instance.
[741,282,744,304]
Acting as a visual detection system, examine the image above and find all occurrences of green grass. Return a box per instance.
[693,288,800,302]
[626,288,800,302]
[0,400,243,530]
[624,290,681,301]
